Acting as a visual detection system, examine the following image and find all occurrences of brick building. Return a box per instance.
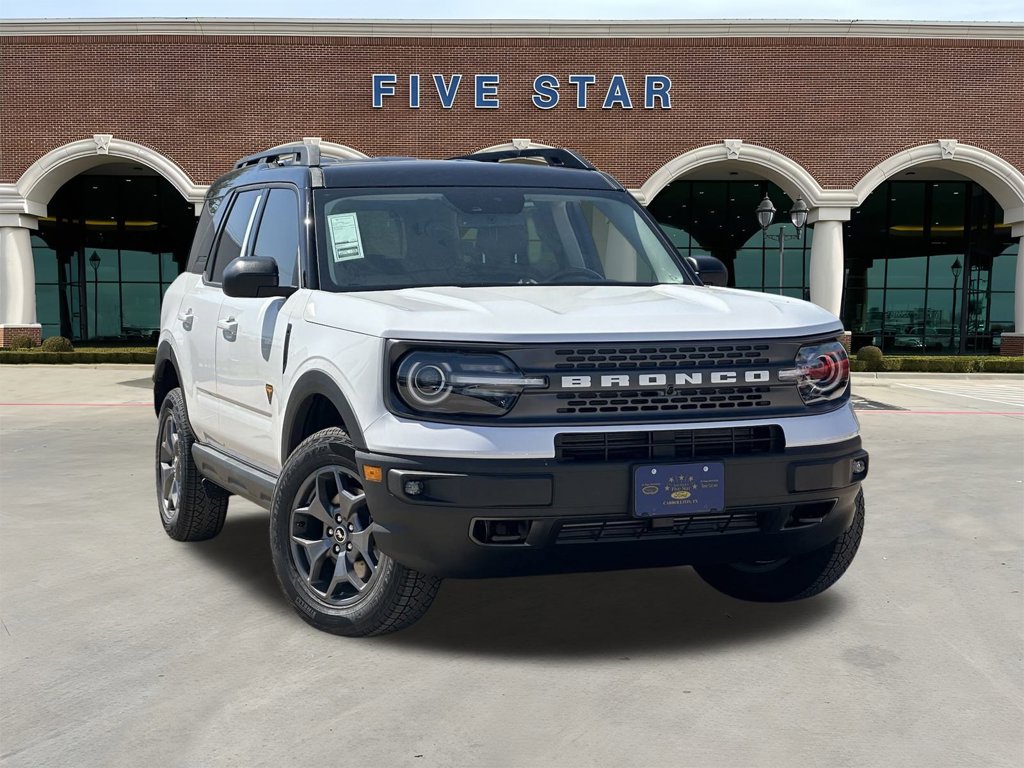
[1,18,1022,353]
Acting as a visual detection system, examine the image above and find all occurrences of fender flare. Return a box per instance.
[153,341,181,414]
[281,370,367,461]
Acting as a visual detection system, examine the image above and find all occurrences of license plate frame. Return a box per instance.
[633,462,725,518]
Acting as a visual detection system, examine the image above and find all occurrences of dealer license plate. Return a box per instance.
[633,462,725,518]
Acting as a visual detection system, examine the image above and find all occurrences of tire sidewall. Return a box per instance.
[269,429,404,634]
[156,389,194,536]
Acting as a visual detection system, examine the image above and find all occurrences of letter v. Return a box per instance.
[433,74,462,109]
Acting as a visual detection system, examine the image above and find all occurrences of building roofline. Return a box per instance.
[1,17,1022,40]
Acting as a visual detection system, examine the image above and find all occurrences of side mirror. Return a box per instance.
[688,255,729,287]
[222,257,294,298]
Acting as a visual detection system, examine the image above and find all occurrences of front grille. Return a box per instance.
[554,386,771,415]
[556,511,761,543]
[555,425,784,462]
[552,344,771,370]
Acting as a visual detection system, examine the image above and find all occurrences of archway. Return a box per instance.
[7,137,202,342]
[845,143,1024,355]
[264,138,368,161]
[644,144,825,299]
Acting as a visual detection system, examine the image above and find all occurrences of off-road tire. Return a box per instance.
[155,387,229,541]
[695,490,865,602]
[269,427,441,636]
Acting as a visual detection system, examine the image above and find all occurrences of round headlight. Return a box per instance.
[405,361,452,406]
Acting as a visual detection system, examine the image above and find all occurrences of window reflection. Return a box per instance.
[844,180,1016,354]
[648,179,811,296]
[33,172,196,342]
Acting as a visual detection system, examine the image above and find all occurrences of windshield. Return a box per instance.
[314,187,691,291]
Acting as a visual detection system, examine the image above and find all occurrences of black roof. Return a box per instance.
[214,143,624,196]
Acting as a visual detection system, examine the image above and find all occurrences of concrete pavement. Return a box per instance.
[1,366,1022,767]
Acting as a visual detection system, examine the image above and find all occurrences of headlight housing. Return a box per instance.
[782,340,850,405]
[394,350,546,416]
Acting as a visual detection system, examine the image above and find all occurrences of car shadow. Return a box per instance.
[188,509,847,658]
[185,508,283,611]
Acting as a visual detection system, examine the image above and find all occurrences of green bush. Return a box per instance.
[40,335,75,352]
[0,350,156,365]
[979,358,1024,373]
[856,346,883,363]
[848,354,1023,374]
[8,335,35,349]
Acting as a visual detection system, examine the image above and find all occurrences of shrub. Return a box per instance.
[879,357,903,371]
[856,346,883,363]
[7,335,35,349]
[40,335,75,352]
[979,358,1024,373]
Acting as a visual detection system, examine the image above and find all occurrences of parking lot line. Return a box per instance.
[892,383,1024,408]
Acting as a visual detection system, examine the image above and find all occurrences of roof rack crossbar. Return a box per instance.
[449,147,597,171]
[234,137,323,170]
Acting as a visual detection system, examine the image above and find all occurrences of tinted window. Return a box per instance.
[314,187,688,291]
[210,190,261,283]
[252,188,301,287]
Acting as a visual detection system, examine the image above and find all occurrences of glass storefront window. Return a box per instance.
[648,179,811,296]
[32,172,196,342]
[844,179,1016,354]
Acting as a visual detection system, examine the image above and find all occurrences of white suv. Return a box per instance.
[153,143,868,636]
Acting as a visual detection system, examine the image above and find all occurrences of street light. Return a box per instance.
[89,251,101,339]
[756,194,808,295]
[949,257,962,352]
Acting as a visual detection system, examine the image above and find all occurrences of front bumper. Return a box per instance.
[356,437,867,578]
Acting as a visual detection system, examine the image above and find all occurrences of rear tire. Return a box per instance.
[695,490,865,602]
[269,427,441,636]
[155,387,229,541]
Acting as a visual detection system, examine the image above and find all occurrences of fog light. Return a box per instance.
[852,458,868,478]
[404,480,425,496]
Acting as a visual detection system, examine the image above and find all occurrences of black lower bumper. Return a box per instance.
[355,437,867,578]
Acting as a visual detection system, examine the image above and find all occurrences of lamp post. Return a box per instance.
[89,251,101,339]
[756,194,809,295]
[949,257,962,352]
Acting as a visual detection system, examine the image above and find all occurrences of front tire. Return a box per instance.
[269,428,441,636]
[695,490,865,602]
[155,387,229,541]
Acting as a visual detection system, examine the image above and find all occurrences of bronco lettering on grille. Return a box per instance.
[561,370,772,388]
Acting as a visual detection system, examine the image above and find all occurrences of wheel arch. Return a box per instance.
[282,370,367,463]
[153,341,181,415]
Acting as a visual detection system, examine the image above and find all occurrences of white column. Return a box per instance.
[807,208,851,318]
[0,223,38,325]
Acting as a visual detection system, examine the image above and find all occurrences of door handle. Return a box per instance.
[177,309,194,331]
[217,317,238,340]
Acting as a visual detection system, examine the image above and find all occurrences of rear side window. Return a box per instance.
[251,188,301,287]
[209,189,262,283]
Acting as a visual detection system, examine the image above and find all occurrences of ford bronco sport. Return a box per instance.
[153,141,867,636]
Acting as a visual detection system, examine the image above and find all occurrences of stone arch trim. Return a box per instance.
[266,138,368,160]
[16,136,206,212]
[852,141,1024,226]
[473,139,554,154]
[633,141,838,207]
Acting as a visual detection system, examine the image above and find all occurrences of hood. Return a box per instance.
[303,284,843,343]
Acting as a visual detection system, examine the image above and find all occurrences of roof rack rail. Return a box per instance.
[234,137,323,170]
[449,147,597,171]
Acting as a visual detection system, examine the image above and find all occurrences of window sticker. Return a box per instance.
[327,212,365,263]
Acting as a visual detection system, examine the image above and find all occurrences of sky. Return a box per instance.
[2,0,1023,21]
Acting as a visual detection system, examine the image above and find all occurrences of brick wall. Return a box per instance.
[0,325,41,347]
[2,34,1023,188]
